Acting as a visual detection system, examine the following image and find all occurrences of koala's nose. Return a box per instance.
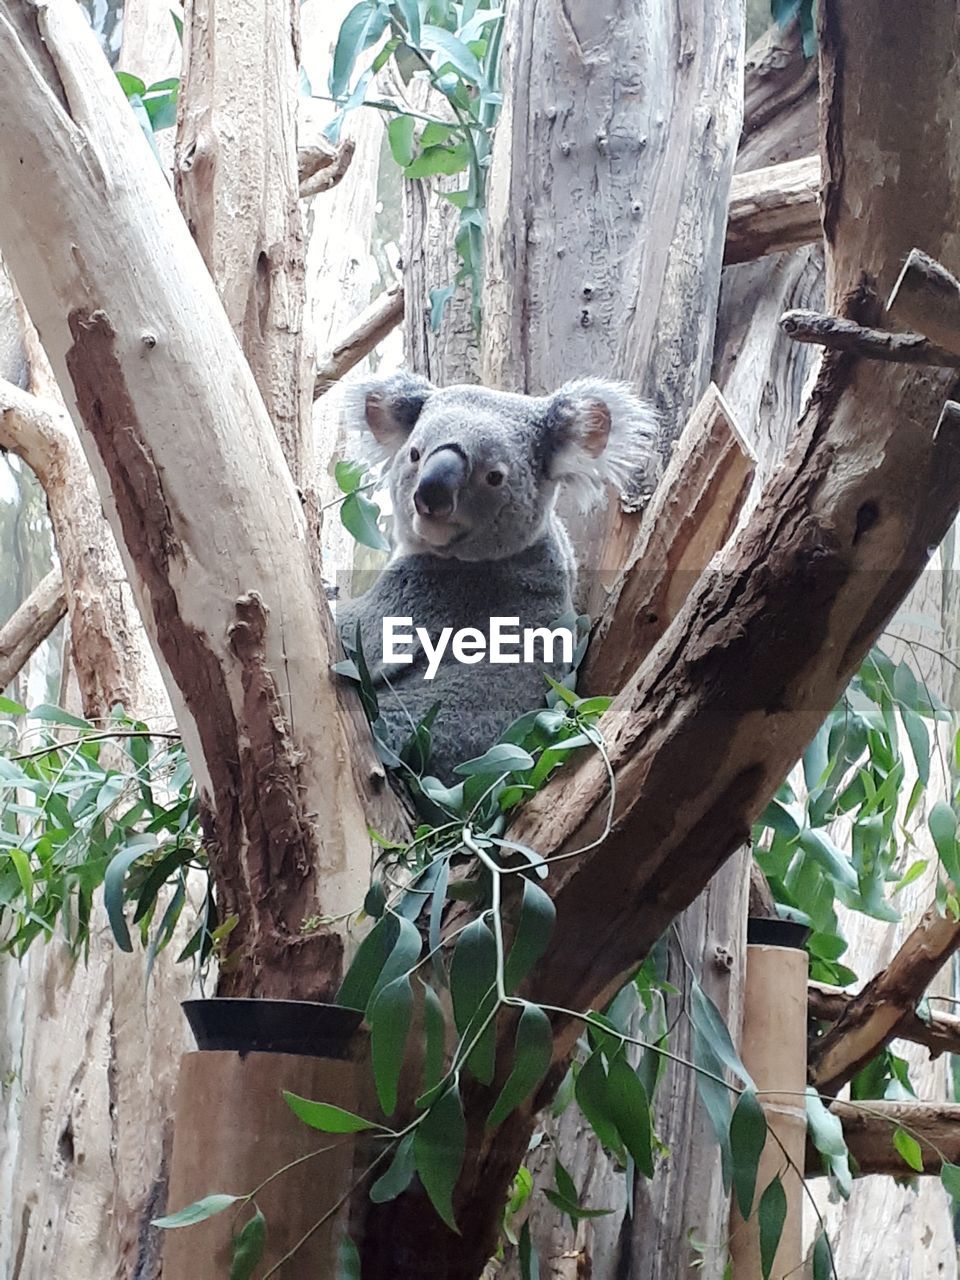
[414,447,467,518]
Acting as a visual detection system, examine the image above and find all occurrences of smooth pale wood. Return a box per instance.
[887,249,960,360]
[811,1100,960,1177]
[808,901,960,1093]
[314,288,405,399]
[730,944,807,1280]
[0,568,65,691]
[0,0,396,998]
[725,155,821,264]
[175,0,311,487]
[582,382,755,695]
[164,1052,360,1278]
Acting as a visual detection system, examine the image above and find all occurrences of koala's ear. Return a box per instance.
[343,372,435,462]
[542,378,660,508]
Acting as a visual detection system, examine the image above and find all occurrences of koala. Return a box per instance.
[337,374,659,784]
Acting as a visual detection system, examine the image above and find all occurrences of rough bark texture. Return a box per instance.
[0,271,188,1280]
[0,0,403,1001]
[816,1101,960,1177]
[466,6,747,1278]
[582,383,755,697]
[725,155,820,264]
[175,0,311,487]
[809,981,960,1061]
[359,3,960,1274]
[0,566,64,691]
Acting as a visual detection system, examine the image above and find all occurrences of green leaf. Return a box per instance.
[330,1,390,99]
[690,980,753,1088]
[422,979,446,1093]
[153,1194,241,1229]
[103,840,157,952]
[371,974,413,1115]
[387,114,417,167]
[116,71,147,96]
[518,1220,539,1280]
[429,283,455,332]
[421,121,454,147]
[940,1161,960,1199]
[454,743,535,777]
[282,1093,377,1133]
[486,1002,552,1129]
[336,913,420,1014]
[503,879,555,992]
[335,458,366,494]
[730,1089,767,1218]
[420,23,484,83]
[390,0,421,44]
[341,490,390,552]
[404,143,470,179]
[370,1132,416,1203]
[0,695,26,715]
[368,915,422,1010]
[901,705,930,786]
[229,1208,266,1280]
[337,1233,362,1280]
[28,703,92,729]
[797,828,858,892]
[893,1125,924,1172]
[450,918,497,1083]
[604,1054,654,1177]
[757,1176,787,1280]
[805,1086,851,1197]
[692,1032,732,1183]
[414,1085,466,1232]
[929,802,959,882]
[575,1048,623,1155]
[812,1231,833,1280]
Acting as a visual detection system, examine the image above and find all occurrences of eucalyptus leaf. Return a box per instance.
[486,1002,552,1129]
[413,1085,466,1231]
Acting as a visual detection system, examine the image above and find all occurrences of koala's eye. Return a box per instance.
[409,447,421,463]
[486,469,505,487]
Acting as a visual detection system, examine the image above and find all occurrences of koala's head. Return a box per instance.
[344,374,659,562]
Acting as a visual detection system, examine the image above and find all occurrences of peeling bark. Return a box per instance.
[0,0,401,998]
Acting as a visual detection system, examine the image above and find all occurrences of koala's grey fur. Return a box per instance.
[337,374,659,783]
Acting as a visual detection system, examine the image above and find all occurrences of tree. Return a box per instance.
[2,0,960,1277]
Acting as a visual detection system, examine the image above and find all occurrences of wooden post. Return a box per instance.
[729,929,808,1280]
[163,1047,363,1278]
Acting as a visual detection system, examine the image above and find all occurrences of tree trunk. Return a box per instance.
[0,0,404,1002]
[175,0,311,486]
[477,6,746,1276]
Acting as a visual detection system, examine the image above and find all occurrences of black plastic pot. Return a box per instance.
[746,916,811,951]
[182,998,364,1059]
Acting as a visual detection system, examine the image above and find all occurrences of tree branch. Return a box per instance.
[313,285,405,399]
[582,382,755,695]
[725,155,821,265]
[0,375,71,487]
[780,308,960,367]
[0,568,66,690]
[809,980,960,1062]
[887,248,960,359]
[299,136,356,199]
[807,1100,960,1176]
[807,901,960,1093]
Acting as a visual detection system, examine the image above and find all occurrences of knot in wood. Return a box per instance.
[228,592,269,659]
